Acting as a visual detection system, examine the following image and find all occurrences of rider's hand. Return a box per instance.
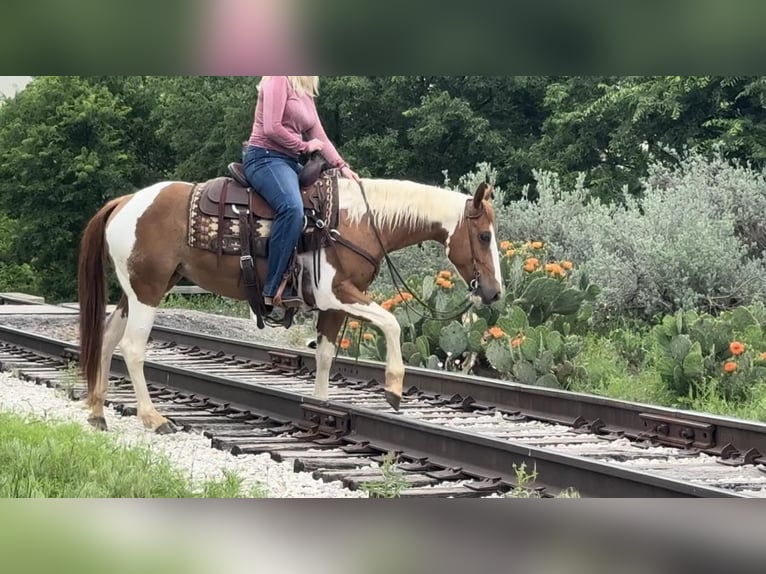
[305,138,324,154]
[340,165,361,182]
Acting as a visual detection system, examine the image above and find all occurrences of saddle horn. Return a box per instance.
[299,152,328,189]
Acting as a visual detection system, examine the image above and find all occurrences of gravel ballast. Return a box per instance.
[0,307,371,497]
[0,308,318,348]
[0,370,367,498]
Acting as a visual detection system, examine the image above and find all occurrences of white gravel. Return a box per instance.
[0,370,367,498]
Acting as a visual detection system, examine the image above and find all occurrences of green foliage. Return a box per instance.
[359,452,407,498]
[531,76,766,201]
[349,241,595,391]
[150,76,260,181]
[160,293,251,318]
[0,215,40,293]
[0,76,171,300]
[0,411,264,497]
[651,306,766,401]
[495,150,766,323]
[3,76,766,302]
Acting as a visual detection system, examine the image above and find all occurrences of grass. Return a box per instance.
[0,411,266,498]
[573,329,766,422]
[161,293,252,319]
[571,334,673,406]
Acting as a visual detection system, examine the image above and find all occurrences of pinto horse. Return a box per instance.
[77,176,503,433]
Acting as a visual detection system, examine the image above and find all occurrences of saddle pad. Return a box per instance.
[188,183,272,255]
[187,171,340,257]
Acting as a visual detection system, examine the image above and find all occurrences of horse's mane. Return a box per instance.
[338,178,468,232]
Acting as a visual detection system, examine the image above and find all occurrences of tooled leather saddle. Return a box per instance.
[188,153,338,329]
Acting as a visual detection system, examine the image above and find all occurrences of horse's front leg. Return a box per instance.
[326,283,404,410]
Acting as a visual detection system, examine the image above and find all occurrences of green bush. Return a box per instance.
[491,151,766,323]
[651,305,766,401]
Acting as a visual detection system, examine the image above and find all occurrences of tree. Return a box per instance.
[0,76,166,300]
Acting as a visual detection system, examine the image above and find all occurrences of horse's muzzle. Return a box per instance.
[472,284,502,306]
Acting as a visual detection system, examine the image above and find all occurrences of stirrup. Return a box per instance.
[273,268,303,308]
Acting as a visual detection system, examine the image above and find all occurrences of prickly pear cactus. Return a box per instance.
[439,321,468,357]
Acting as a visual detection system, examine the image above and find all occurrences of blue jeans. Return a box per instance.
[242,145,303,297]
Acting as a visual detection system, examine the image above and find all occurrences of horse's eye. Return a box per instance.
[479,231,491,244]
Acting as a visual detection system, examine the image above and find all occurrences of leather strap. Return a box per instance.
[239,210,265,329]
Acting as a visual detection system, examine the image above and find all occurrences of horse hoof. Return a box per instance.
[88,416,108,431]
[155,421,177,435]
[384,391,401,411]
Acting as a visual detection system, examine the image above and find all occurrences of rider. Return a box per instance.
[243,76,360,311]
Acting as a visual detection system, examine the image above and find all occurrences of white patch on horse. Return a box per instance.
[300,249,404,395]
[105,182,175,274]
[489,227,503,292]
[338,178,467,237]
[313,335,335,400]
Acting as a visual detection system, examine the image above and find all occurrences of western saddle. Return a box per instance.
[197,153,337,329]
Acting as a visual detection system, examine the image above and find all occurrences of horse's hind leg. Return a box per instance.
[119,295,175,433]
[87,296,128,431]
[314,310,347,400]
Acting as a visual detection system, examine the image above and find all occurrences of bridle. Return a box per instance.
[350,179,489,322]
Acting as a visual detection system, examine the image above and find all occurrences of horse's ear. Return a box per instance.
[473,180,493,209]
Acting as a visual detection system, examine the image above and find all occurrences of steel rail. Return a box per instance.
[150,324,766,461]
[0,324,744,497]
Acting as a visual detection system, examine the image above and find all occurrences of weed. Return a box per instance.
[506,462,542,498]
[58,361,81,399]
[505,462,580,498]
[359,452,408,498]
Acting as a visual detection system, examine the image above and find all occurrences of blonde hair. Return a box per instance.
[258,76,319,97]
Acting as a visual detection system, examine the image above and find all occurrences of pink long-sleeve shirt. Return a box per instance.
[248,76,345,168]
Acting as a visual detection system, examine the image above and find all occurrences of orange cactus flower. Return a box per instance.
[402,292,414,301]
[438,270,452,279]
[500,240,512,250]
[393,293,404,304]
[511,336,525,348]
[435,277,445,287]
[523,257,539,273]
[531,241,543,249]
[545,263,565,277]
[340,338,351,350]
[488,326,505,339]
[723,361,737,373]
[729,341,745,356]
[761,352,766,361]
[561,260,573,270]
[505,249,516,257]
[442,280,454,289]
[381,300,394,311]
[348,320,361,330]
[363,333,375,342]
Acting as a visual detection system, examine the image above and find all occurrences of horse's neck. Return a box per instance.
[382,222,448,253]
[339,178,464,252]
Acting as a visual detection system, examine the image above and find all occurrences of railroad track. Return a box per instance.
[3,318,766,498]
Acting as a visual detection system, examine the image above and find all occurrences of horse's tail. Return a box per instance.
[78,197,122,405]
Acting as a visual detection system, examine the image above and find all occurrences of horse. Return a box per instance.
[77,173,503,433]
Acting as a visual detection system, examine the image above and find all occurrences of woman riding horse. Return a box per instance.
[243,76,360,314]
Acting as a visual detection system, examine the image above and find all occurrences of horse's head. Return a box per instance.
[447,180,503,306]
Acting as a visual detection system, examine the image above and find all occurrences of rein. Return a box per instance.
[355,179,475,323]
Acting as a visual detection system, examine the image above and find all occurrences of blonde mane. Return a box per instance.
[338,178,468,233]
